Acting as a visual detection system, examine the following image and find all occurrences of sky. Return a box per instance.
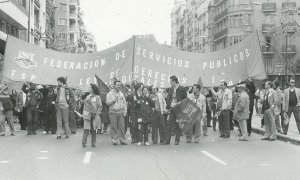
[80,0,174,51]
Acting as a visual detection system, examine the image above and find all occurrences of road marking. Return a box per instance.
[83,152,92,164]
[0,161,11,164]
[259,163,271,167]
[40,151,48,153]
[37,157,48,160]
[201,151,227,166]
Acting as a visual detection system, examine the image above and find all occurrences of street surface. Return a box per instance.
[1,125,300,180]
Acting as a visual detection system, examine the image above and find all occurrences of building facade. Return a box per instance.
[84,32,97,53]
[171,0,300,85]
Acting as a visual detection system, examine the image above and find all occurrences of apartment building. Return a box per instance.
[84,32,97,53]
[54,0,84,52]
[0,0,28,43]
[171,0,300,84]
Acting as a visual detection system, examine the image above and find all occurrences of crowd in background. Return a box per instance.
[0,75,299,148]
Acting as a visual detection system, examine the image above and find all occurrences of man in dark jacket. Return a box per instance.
[25,83,43,135]
[162,76,187,145]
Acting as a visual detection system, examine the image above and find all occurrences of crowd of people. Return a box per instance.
[0,75,299,148]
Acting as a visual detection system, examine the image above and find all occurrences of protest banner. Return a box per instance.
[172,98,202,133]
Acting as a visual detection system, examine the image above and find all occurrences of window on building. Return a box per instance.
[58,18,67,26]
[58,32,67,40]
[59,3,68,11]
[6,24,11,35]
[0,21,5,33]
[69,33,74,42]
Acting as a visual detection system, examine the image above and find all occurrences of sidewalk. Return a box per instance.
[252,112,300,145]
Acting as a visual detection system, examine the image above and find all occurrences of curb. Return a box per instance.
[252,127,300,146]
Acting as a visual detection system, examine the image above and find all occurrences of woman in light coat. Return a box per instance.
[82,84,102,147]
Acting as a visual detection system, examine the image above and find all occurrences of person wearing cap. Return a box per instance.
[282,79,300,135]
[0,84,15,136]
[233,83,250,141]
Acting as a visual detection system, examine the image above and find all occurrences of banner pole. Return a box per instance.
[131,35,136,82]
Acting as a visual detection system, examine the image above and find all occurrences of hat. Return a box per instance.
[37,85,43,90]
[237,83,246,88]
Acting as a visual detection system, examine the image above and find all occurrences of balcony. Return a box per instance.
[261,46,276,57]
[34,0,40,7]
[262,24,276,33]
[213,28,228,40]
[281,45,296,55]
[262,3,276,12]
[214,9,228,22]
[282,2,296,10]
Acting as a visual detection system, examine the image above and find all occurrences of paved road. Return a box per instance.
[1,127,300,180]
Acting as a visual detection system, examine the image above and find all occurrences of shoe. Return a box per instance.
[137,142,142,146]
[71,131,76,134]
[222,135,230,138]
[27,132,31,135]
[261,137,270,140]
[145,142,151,146]
[51,132,56,134]
[43,131,47,134]
[82,144,86,147]
[120,142,127,145]
[239,138,248,141]
[56,136,61,139]
[203,133,208,136]
[207,125,212,127]
[195,141,200,144]
[248,133,251,136]
[219,135,224,137]
[11,134,15,136]
[66,135,69,138]
[269,139,276,141]
[186,141,191,143]
[161,141,170,145]
[32,132,37,135]
[174,141,179,145]
[0,134,5,136]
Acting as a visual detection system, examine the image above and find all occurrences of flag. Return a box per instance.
[197,77,204,88]
[95,74,110,101]
[172,98,202,133]
[113,77,129,95]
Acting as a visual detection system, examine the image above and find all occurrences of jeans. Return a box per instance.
[56,107,70,136]
[0,111,14,135]
[26,107,38,133]
[109,112,126,143]
[152,110,166,143]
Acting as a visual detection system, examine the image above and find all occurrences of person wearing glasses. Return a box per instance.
[211,81,232,138]
[282,79,300,135]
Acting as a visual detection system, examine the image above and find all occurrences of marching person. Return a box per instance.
[273,80,283,134]
[282,79,300,135]
[55,77,74,139]
[211,81,232,138]
[261,81,278,141]
[186,84,206,143]
[25,83,43,135]
[0,84,15,136]
[162,75,187,145]
[126,82,143,144]
[233,83,250,141]
[82,84,102,148]
[150,85,166,144]
[106,80,127,145]
[16,86,27,130]
[136,87,155,146]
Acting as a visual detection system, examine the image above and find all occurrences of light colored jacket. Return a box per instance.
[263,88,279,114]
[233,91,250,121]
[106,89,127,116]
[152,93,166,114]
[275,87,283,110]
[189,93,206,117]
[283,87,300,112]
[213,88,232,110]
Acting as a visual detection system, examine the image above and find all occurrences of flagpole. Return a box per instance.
[131,35,136,82]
